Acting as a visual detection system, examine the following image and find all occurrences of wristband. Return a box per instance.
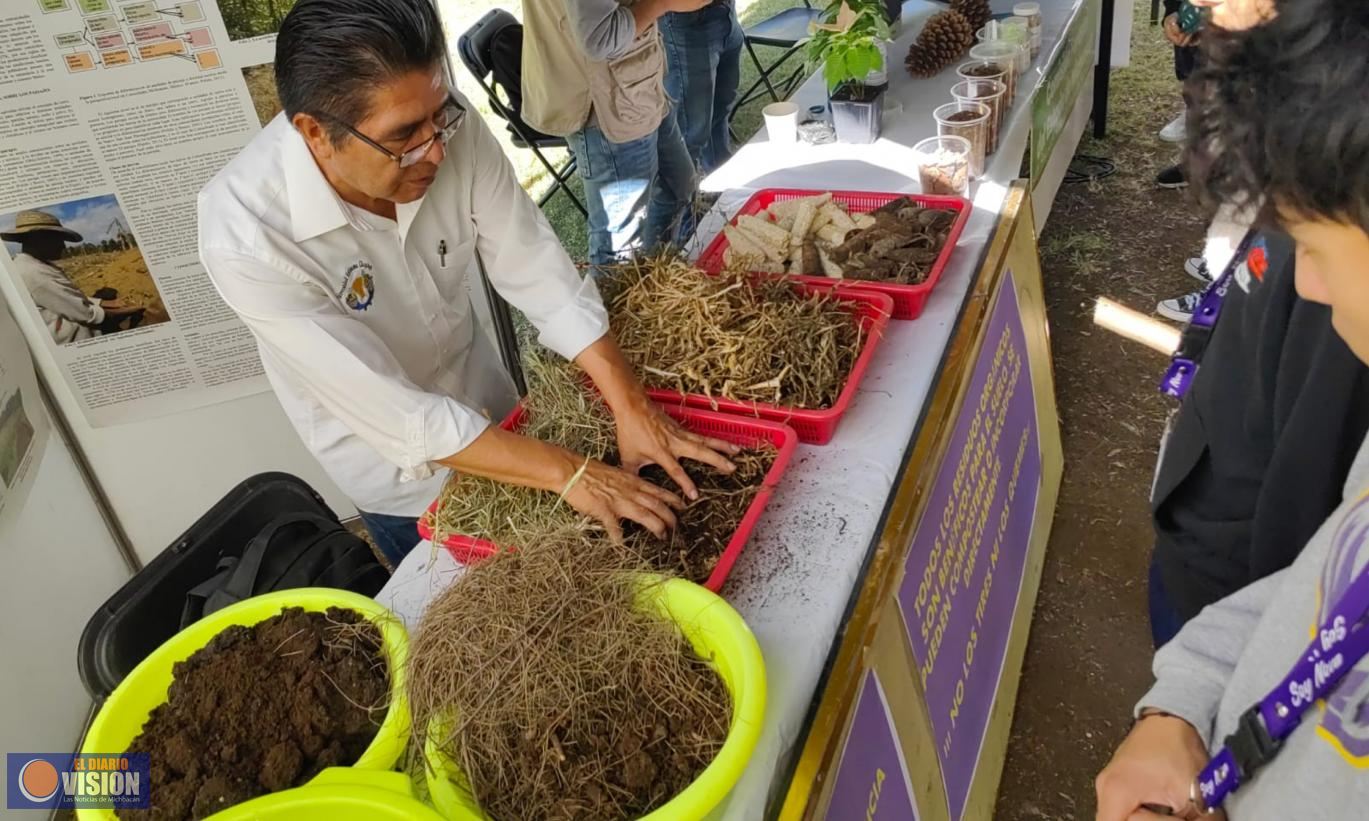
[559,456,591,502]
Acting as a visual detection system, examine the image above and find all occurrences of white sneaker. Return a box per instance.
[1184,257,1212,283]
[1157,290,1203,322]
[1159,111,1186,143]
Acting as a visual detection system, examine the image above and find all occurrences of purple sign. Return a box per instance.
[895,270,1041,820]
[827,670,919,820]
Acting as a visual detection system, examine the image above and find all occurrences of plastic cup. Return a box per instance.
[763,101,799,144]
[913,135,972,197]
[934,101,991,177]
[1002,17,1035,63]
[970,41,1023,97]
[950,78,1006,154]
[958,58,1015,107]
[976,22,1031,73]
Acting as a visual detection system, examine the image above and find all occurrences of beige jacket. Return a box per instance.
[521,0,668,143]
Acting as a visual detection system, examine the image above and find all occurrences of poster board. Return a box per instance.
[0,290,130,761]
[780,184,1064,820]
[0,0,506,562]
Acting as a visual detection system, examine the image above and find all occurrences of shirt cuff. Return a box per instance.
[400,397,492,483]
[87,300,106,325]
[536,275,610,361]
[1134,679,1224,749]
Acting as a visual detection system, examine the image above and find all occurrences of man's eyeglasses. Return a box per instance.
[323,96,466,168]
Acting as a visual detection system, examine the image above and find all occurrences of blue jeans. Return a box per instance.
[358,510,421,566]
[659,3,744,174]
[564,110,696,266]
[1148,558,1184,649]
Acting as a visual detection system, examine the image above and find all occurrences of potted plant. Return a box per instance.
[806,2,893,144]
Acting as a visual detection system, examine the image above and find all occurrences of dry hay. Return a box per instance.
[604,257,865,409]
[427,351,775,582]
[408,534,730,821]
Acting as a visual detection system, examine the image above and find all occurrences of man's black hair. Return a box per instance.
[275,0,446,144]
[1186,1,1369,232]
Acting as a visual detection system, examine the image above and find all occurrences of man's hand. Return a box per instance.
[1095,713,1221,821]
[1163,13,1199,46]
[574,334,738,500]
[613,395,738,500]
[562,458,685,541]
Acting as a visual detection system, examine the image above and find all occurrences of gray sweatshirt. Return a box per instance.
[565,0,639,62]
[1139,432,1369,819]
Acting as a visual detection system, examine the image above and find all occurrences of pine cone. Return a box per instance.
[904,11,976,78]
[950,0,993,33]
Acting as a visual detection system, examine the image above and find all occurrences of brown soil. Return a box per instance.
[992,9,1208,818]
[65,247,170,327]
[524,638,728,821]
[119,608,389,820]
[627,448,777,582]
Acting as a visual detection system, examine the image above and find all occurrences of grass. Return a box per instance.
[440,0,809,262]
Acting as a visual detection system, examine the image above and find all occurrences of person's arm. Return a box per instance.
[564,0,709,61]
[461,100,736,499]
[28,276,105,326]
[1095,569,1283,821]
[203,248,687,538]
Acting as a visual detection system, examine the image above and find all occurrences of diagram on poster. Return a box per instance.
[45,0,218,72]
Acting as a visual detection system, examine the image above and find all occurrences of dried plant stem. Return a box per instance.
[408,534,731,821]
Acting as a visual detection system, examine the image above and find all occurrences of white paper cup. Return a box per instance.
[763,102,799,144]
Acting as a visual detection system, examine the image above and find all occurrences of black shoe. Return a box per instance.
[1156,164,1188,189]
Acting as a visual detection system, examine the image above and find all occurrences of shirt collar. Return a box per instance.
[282,124,353,242]
[281,123,431,242]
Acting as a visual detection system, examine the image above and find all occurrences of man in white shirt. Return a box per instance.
[4,210,142,345]
[198,0,734,563]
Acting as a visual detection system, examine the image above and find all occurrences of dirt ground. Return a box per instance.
[991,9,1210,820]
[65,247,170,326]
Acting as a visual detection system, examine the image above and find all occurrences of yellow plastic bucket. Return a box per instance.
[212,768,443,820]
[77,588,410,821]
[424,577,767,820]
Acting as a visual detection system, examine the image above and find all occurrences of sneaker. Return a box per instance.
[1156,164,1188,189]
[1184,257,1213,283]
[1159,111,1187,143]
[1157,290,1203,322]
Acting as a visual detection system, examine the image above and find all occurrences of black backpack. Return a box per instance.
[180,512,389,628]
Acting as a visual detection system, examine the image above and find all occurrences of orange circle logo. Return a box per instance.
[18,759,59,802]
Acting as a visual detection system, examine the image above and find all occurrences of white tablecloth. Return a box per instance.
[379,1,1087,816]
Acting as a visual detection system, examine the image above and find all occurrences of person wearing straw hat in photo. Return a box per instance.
[3,210,144,346]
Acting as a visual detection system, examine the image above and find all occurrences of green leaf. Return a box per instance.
[846,47,872,80]
[826,50,849,88]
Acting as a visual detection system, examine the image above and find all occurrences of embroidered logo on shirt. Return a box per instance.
[340,261,375,311]
[1234,237,1269,294]
[1313,491,1369,761]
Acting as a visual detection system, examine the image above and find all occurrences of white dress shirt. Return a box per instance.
[14,252,104,345]
[197,101,609,516]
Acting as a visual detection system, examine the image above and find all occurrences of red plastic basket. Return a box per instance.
[695,188,972,320]
[645,281,893,445]
[416,403,799,592]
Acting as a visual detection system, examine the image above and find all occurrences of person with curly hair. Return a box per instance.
[1097,1,1369,818]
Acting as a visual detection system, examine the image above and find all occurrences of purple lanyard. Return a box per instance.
[1193,564,1369,812]
[1160,233,1258,400]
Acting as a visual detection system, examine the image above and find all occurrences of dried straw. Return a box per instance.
[408,533,730,821]
[603,257,865,409]
[428,351,776,582]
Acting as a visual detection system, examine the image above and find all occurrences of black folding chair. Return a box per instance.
[457,9,587,217]
[730,0,824,126]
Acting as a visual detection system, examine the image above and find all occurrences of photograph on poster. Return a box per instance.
[2,195,170,346]
[0,389,35,488]
[242,62,282,127]
[220,0,299,41]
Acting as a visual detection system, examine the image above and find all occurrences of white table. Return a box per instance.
[379,2,1093,816]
